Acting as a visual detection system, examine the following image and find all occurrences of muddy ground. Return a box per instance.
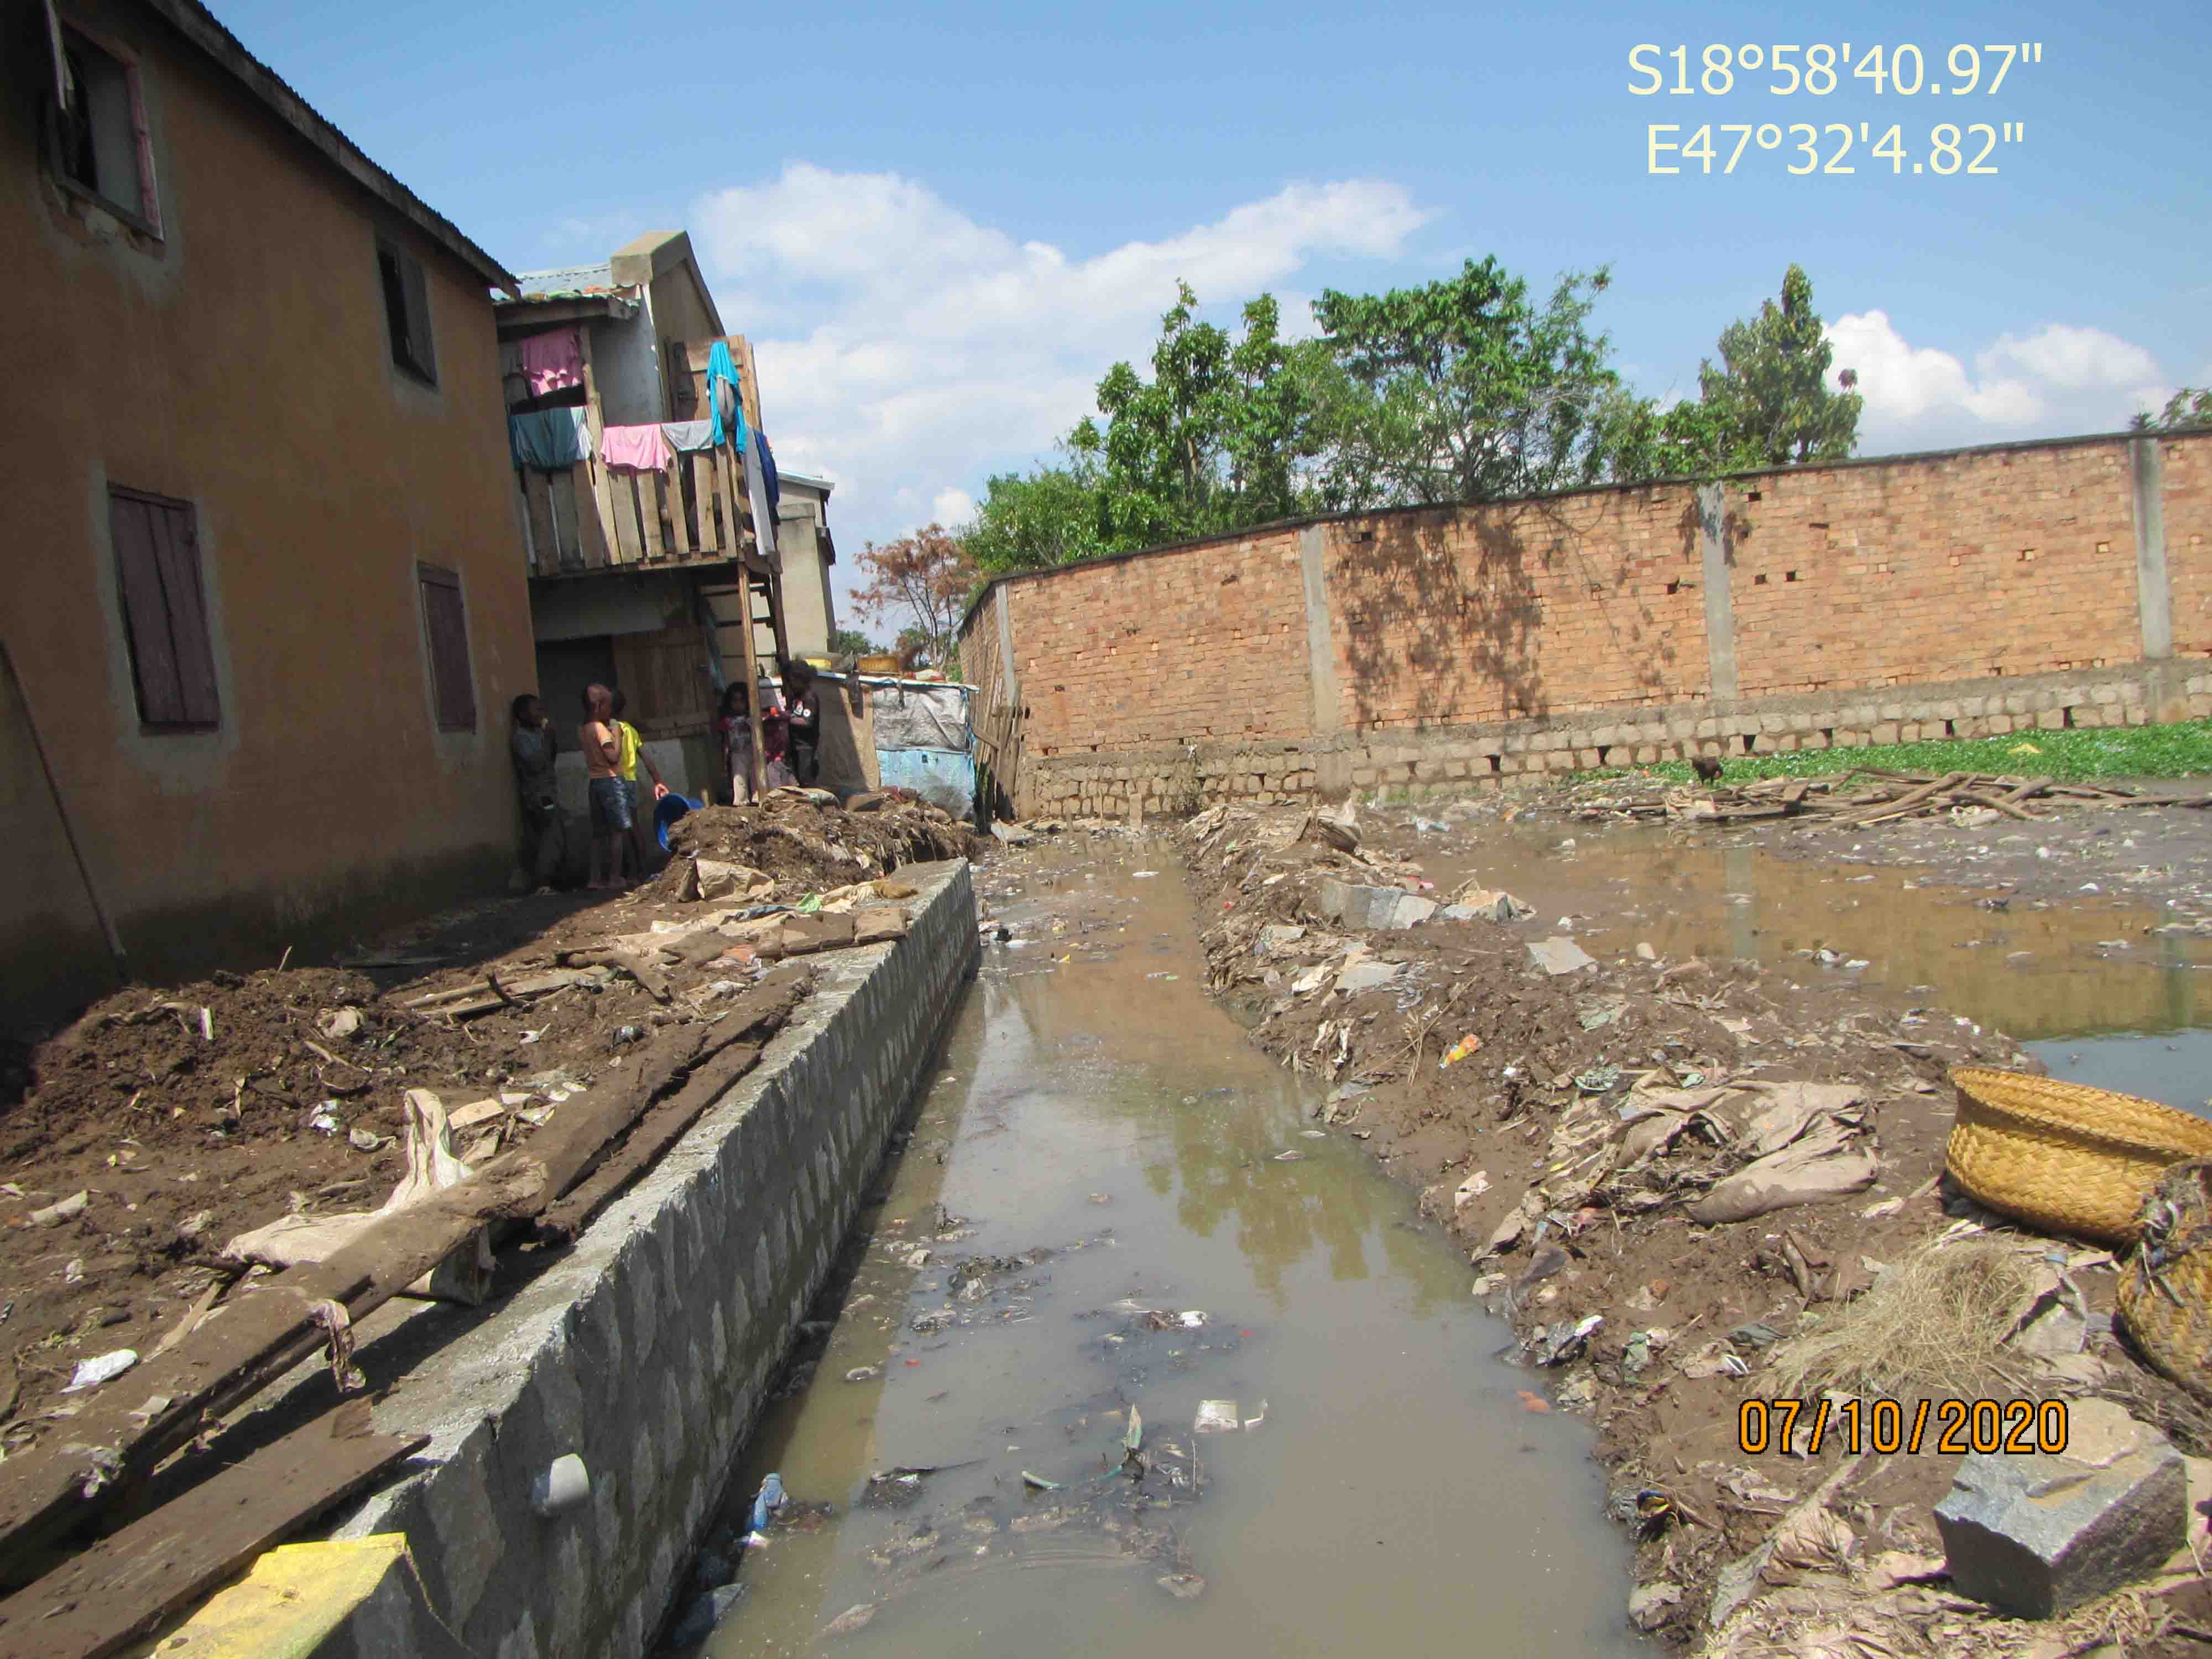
[1107,787,2212,1657]
[0,792,978,1440]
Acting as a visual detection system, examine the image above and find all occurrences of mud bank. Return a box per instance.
[1162,801,2212,1655]
[286,860,979,1658]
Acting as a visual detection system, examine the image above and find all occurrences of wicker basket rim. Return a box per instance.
[1950,1066,2212,1157]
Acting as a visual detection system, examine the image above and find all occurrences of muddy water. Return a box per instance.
[698,848,1644,1657]
[1422,824,2212,1042]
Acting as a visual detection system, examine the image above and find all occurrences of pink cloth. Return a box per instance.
[598,423,675,472]
[517,328,583,395]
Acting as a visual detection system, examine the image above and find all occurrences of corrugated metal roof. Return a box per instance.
[515,262,617,296]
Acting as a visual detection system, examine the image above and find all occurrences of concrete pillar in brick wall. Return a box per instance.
[1697,483,1740,701]
[2131,437,2188,719]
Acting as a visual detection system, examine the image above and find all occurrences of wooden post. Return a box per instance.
[727,439,766,801]
[577,328,619,568]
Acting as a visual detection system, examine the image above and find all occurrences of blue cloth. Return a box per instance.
[753,429,780,515]
[509,408,591,471]
[705,341,749,453]
[660,420,716,452]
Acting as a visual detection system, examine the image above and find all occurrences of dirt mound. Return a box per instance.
[656,795,984,896]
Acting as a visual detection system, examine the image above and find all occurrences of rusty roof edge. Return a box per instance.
[139,0,519,294]
[953,424,2195,638]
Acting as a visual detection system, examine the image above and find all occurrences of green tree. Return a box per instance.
[2134,388,2212,432]
[1692,264,1862,468]
[1307,258,1631,508]
[828,627,879,658]
[962,454,1109,574]
[1087,284,1320,547]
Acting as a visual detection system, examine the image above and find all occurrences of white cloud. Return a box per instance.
[930,487,975,526]
[690,165,1431,604]
[1825,311,2172,450]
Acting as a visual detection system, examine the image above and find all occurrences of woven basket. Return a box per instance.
[1945,1066,2212,1245]
[2117,1158,2212,1402]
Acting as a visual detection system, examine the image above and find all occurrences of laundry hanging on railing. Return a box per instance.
[752,428,781,516]
[508,407,593,471]
[661,420,716,452]
[598,422,675,472]
[704,341,750,454]
[503,327,584,397]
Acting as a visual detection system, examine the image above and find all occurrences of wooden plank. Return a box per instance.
[0,972,813,1573]
[640,467,670,561]
[659,465,686,562]
[764,569,792,668]
[727,456,767,800]
[609,471,644,565]
[536,1042,763,1243]
[570,462,611,568]
[520,471,553,575]
[0,1413,427,1659]
[733,335,766,437]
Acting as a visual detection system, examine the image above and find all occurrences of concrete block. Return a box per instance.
[1872,722,1900,745]
[1318,880,1438,930]
[1936,1401,2184,1620]
[2037,709,2065,730]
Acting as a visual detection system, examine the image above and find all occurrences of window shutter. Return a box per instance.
[148,504,218,724]
[404,253,436,382]
[418,565,475,731]
[111,494,185,724]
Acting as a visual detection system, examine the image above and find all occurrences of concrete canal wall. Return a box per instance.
[322,859,978,1657]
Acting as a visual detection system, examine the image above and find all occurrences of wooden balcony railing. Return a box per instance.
[518,442,763,577]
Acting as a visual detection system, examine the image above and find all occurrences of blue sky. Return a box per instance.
[221,0,2212,624]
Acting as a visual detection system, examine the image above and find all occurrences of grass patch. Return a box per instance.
[1767,1237,2043,1405]
[1574,719,2212,787]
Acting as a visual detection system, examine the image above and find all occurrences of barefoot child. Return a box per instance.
[609,688,669,873]
[580,684,631,889]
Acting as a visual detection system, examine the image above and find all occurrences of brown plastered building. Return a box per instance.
[959,431,2212,819]
[1,0,534,1024]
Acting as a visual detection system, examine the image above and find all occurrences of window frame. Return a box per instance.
[108,485,219,734]
[45,17,163,239]
[377,233,439,387]
[416,562,476,732]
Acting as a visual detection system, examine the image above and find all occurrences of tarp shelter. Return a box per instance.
[862,677,976,818]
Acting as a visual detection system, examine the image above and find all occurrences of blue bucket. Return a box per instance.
[655,792,701,852]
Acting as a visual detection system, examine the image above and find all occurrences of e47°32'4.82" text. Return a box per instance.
[1648,120,2027,177]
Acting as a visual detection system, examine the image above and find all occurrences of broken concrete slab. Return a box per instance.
[1334,960,1406,996]
[1445,889,1534,923]
[1526,937,1597,975]
[1936,1398,2185,1619]
[1256,924,1308,954]
[1317,880,1436,931]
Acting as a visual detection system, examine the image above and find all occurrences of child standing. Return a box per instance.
[609,688,669,872]
[580,684,630,889]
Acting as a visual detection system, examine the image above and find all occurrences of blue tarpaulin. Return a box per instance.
[877,748,975,820]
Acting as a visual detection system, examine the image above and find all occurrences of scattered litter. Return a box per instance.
[1020,1470,1063,1491]
[1527,937,1597,976]
[1156,1573,1206,1600]
[1439,1034,1482,1068]
[1193,1400,1241,1434]
[30,1191,88,1227]
[844,1366,880,1383]
[65,1349,139,1392]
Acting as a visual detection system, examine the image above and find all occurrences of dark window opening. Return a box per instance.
[1740,733,1757,753]
[109,487,218,731]
[418,564,475,731]
[379,237,437,385]
[51,28,158,231]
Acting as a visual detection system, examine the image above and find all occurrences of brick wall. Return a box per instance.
[957,431,2212,818]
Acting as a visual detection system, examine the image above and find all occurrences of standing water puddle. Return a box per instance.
[1420,821,2212,1113]
[696,846,1645,1656]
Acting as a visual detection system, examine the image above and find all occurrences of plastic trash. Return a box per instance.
[1020,1470,1063,1491]
[1439,1034,1482,1068]
[65,1349,138,1392]
[750,1472,787,1532]
[1193,1400,1240,1434]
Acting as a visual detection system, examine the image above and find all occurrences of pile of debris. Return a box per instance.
[1561,768,2212,830]
[1171,799,2212,1650]
[655,790,984,897]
